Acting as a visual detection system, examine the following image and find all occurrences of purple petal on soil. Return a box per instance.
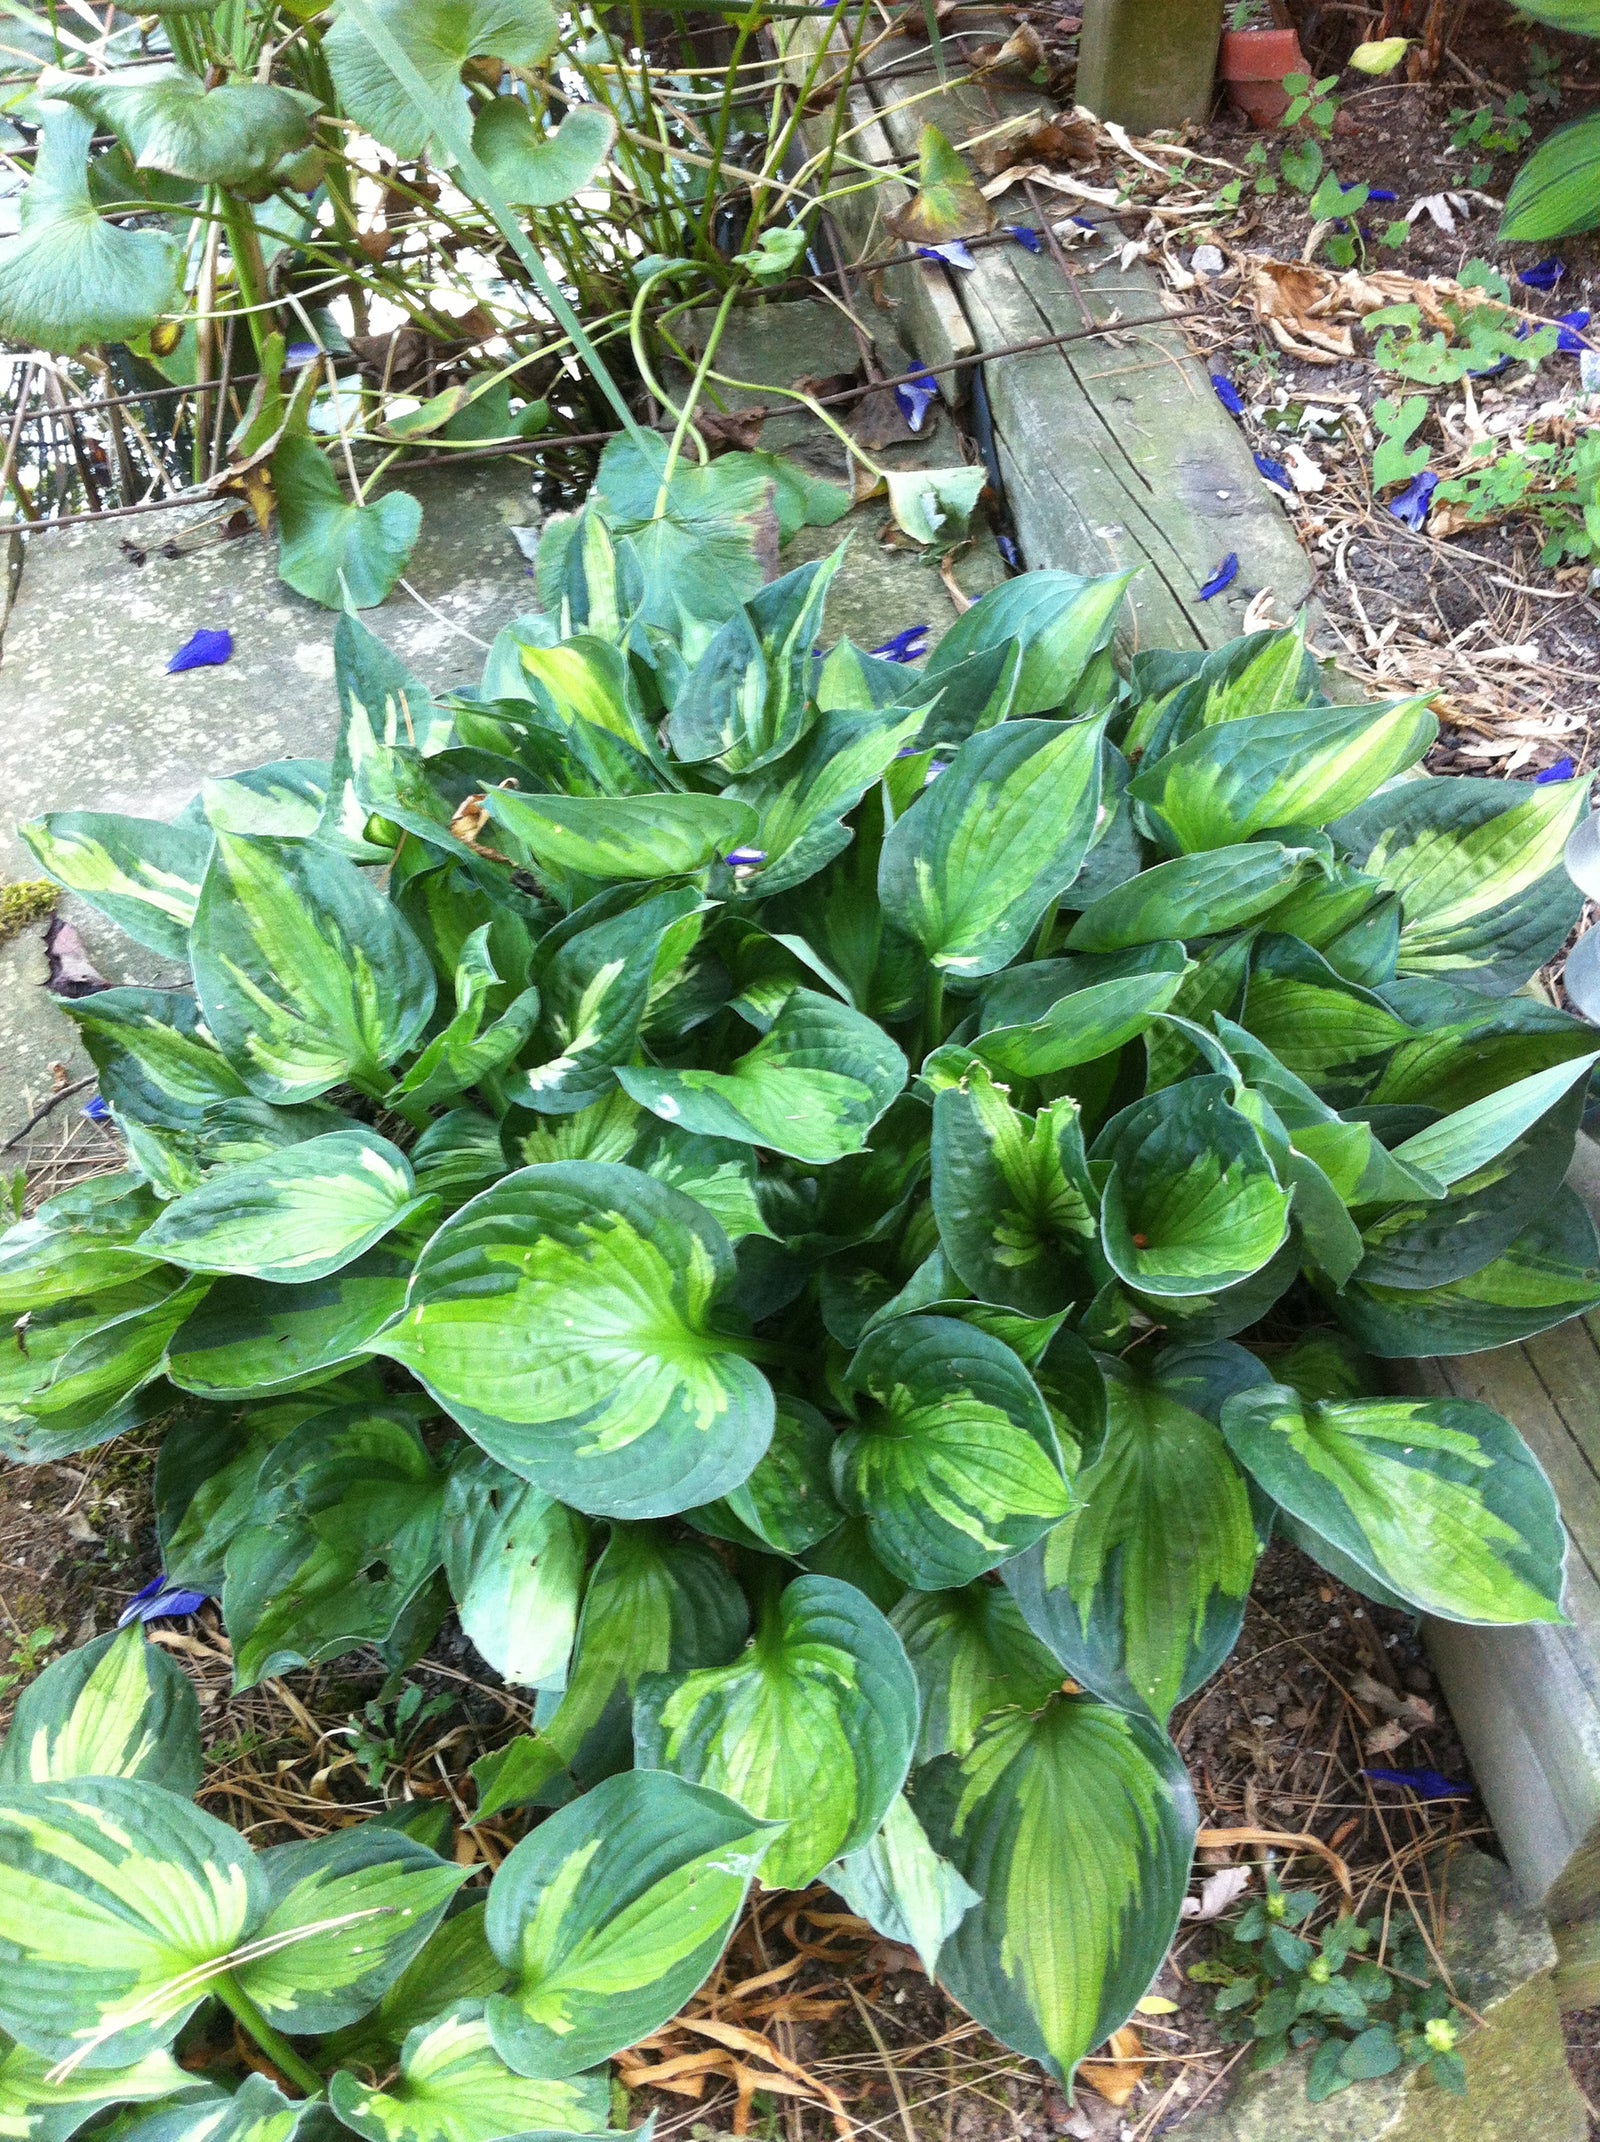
[871,624,931,662]
[1363,1767,1470,1801]
[1254,452,1293,493]
[1367,187,1398,202]
[1519,257,1566,290]
[917,240,978,270]
[1558,309,1593,353]
[1006,225,1043,254]
[166,627,233,674]
[1210,373,1245,415]
[1536,757,1576,784]
[119,1575,209,1627]
[1387,468,1437,531]
[1198,552,1239,601]
[894,370,939,433]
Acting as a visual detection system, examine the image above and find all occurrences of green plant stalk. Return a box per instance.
[655,280,740,509]
[785,0,876,216]
[212,1977,325,2097]
[334,0,651,450]
[923,967,946,1057]
[217,188,275,359]
[692,0,767,259]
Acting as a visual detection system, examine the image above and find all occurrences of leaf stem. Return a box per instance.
[655,281,740,514]
[212,1976,325,2097]
[923,967,946,1056]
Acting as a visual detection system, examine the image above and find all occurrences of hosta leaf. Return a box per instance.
[51,67,316,187]
[889,1584,1063,1764]
[194,762,330,841]
[1093,1075,1291,1298]
[63,991,251,1145]
[272,438,421,611]
[668,553,841,773]
[1219,1384,1565,1623]
[0,2030,198,2142]
[1240,936,1414,1107]
[472,94,615,207]
[879,717,1107,977]
[0,1776,264,2067]
[634,1572,918,1889]
[156,1399,321,1593]
[191,832,435,1103]
[688,1396,843,1555]
[836,1315,1072,1589]
[1334,773,1592,995]
[1005,1355,1256,1723]
[0,1628,200,1796]
[166,1244,413,1398]
[394,927,541,1110]
[618,989,907,1165]
[484,1770,777,2077]
[932,947,1187,1085]
[442,1451,588,1689]
[0,1272,208,1465]
[0,1175,162,1316]
[1130,698,1435,853]
[20,812,209,961]
[320,615,452,861]
[728,705,925,898]
[1500,109,1600,241]
[222,1404,446,1688]
[139,1129,426,1282]
[234,1826,468,2033]
[626,1124,774,1245]
[0,105,181,353]
[323,1902,507,2069]
[825,1793,978,1978]
[922,569,1133,717]
[112,2074,317,2142]
[327,0,560,160]
[1066,843,1322,953]
[1387,1051,1599,1189]
[483,790,756,882]
[330,2004,607,2142]
[915,1695,1195,2084]
[373,1163,775,1520]
[931,1070,1098,1317]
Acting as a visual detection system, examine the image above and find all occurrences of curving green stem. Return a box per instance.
[212,1976,325,2098]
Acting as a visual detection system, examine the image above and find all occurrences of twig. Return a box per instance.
[1,1074,95,1153]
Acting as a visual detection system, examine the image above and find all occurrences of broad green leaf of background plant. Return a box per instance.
[1501,110,1600,240]
[1066,844,1321,953]
[472,94,615,207]
[272,438,421,611]
[233,1825,468,2033]
[668,554,841,773]
[166,1244,413,1398]
[0,105,181,353]
[887,124,992,243]
[0,1776,265,2067]
[931,1071,1098,1317]
[924,570,1132,717]
[1130,699,1436,853]
[139,1129,426,1282]
[1004,1356,1256,1722]
[373,1163,775,1518]
[326,0,560,161]
[0,2030,200,2142]
[825,1793,979,1979]
[442,1451,589,1688]
[0,1174,162,1316]
[50,67,317,188]
[330,2003,608,2142]
[688,1397,844,1555]
[191,832,436,1103]
[1219,1384,1566,1622]
[21,812,209,961]
[619,989,906,1164]
[0,1627,200,1797]
[914,1694,1196,2083]
[484,789,757,882]
[890,1584,1063,1765]
[884,468,987,550]
[592,436,778,633]
[1094,1076,1291,1298]
[484,1770,777,2077]
[880,717,1106,977]
[837,1316,1072,1589]
[634,1572,918,1888]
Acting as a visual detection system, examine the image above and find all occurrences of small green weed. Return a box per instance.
[1448,95,1532,188]
[346,1682,454,1790]
[0,1623,60,1702]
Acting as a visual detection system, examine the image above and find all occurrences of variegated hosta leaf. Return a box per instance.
[329,2002,609,2142]
[688,1396,843,1555]
[112,2072,317,2142]
[932,946,1188,1086]
[1093,1075,1292,1299]
[233,1825,469,2034]
[1066,843,1321,954]
[165,1242,414,1398]
[1130,696,1436,854]
[0,1174,162,1316]
[0,1776,265,2067]
[319,616,452,862]
[625,1123,773,1246]
[1220,1384,1566,1624]
[1005,1355,1256,1723]
[914,1694,1196,2084]
[484,789,758,883]
[442,1451,589,1689]
[836,1316,1073,1591]
[0,1627,200,1796]
[373,1163,774,1520]
[0,2028,200,2142]
[889,1584,1063,1765]
[729,705,925,897]
[484,1769,778,2078]
[394,927,541,1114]
[879,716,1107,978]
[139,1129,428,1283]
[20,811,209,961]
[825,1793,978,1979]
[921,569,1133,718]
[667,553,841,774]
[931,1070,1098,1318]
[633,1572,919,1890]
[62,992,251,1153]
[0,1271,208,1466]
[324,1902,507,2071]
[191,833,436,1103]
[618,989,907,1166]
[194,762,330,841]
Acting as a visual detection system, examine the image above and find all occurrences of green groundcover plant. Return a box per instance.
[4,504,1600,2120]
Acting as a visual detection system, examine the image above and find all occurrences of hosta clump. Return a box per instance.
[5,494,1598,2113]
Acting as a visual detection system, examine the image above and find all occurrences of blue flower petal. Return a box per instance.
[894,370,939,434]
[917,240,977,271]
[1387,468,1437,531]
[166,628,233,674]
[997,533,1020,567]
[1536,757,1576,784]
[724,847,768,868]
[871,624,931,663]
[283,338,322,368]
[1254,452,1293,494]
[81,1095,112,1124]
[1558,308,1592,353]
[1363,1767,1470,1801]
[1519,257,1566,291]
[1367,187,1398,203]
[118,1575,209,1627]
[1005,225,1043,254]
[1198,552,1239,601]
[1210,373,1245,416]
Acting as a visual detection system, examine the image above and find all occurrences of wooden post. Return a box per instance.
[1076,0,1226,132]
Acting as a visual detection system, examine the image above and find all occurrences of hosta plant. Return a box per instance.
[5,508,1599,2109]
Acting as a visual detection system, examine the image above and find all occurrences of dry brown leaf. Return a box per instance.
[1196,1824,1354,1903]
[1079,2025,1144,2106]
